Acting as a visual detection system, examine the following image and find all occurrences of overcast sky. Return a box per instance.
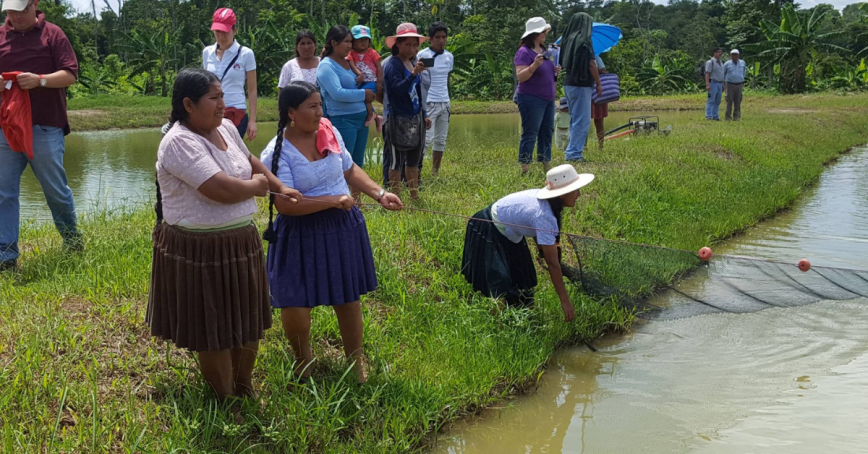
[69,0,863,18]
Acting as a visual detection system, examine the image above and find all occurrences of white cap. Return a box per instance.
[730,49,740,54]
[1,0,30,11]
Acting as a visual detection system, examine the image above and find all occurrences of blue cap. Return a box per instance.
[351,25,372,40]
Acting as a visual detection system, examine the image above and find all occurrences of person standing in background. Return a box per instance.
[590,54,608,150]
[704,47,724,121]
[0,0,81,272]
[203,8,258,140]
[554,97,570,152]
[317,25,375,171]
[417,21,453,177]
[278,30,321,92]
[513,17,559,175]
[559,12,602,163]
[723,49,746,121]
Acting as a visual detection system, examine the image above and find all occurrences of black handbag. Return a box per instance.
[389,110,423,150]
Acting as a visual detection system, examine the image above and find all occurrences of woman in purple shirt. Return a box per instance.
[514,17,561,175]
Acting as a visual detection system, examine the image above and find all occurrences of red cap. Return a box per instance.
[211,8,237,33]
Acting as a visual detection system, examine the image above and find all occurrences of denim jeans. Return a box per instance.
[0,126,79,263]
[705,81,722,120]
[330,110,370,168]
[515,93,554,164]
[564,85,592,161]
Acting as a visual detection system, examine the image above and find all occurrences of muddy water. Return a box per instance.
[19,111,688,221]
[434,148,868,453]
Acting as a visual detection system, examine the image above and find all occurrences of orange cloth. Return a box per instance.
[0,72,33,160]
[223,107,246,127]
[316,118,342,157]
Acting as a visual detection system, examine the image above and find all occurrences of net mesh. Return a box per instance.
[564,234,868,320]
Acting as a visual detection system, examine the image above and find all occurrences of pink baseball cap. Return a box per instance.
[211,8,237,33]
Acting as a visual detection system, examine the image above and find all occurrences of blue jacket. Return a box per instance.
[383,57,427,119]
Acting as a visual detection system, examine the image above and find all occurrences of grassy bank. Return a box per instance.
[66,91,787,131]
[3,92,868,452]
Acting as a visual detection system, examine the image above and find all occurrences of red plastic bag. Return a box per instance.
[0,71,33,160]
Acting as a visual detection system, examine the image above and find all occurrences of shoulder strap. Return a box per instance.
[220,46,244,82]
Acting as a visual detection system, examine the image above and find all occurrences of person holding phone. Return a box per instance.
[514,17,561,175]
[383,23,431,201]
[416,22,453,178]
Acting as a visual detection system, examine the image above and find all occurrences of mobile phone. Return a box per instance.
[421,57,436,67]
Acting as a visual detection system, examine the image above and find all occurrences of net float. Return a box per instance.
[798,259,811,272]
[698,247,712,261]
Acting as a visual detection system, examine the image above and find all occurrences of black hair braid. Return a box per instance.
[262,122,287,243]
[262,80,319,242]
[538,197,566,261]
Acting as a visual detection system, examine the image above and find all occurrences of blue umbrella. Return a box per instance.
[554,22,622,56]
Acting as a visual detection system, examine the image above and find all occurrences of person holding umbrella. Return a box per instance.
[559,13,602,163]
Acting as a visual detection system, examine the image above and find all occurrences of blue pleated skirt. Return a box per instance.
[267,206,378,308]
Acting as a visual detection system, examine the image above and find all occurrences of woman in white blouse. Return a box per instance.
[278,30,321,95]
[202,7,258,140]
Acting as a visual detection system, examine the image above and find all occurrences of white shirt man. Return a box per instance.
[416,22,453,176]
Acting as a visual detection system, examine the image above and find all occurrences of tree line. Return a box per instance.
[42,0,868,99]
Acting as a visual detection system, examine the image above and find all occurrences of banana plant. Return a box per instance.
[637,55,690,94]
[749,3,849,93]
[123,27,180,97]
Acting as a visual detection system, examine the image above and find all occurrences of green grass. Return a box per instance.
[3,92,868,452]
[66,90,866,131]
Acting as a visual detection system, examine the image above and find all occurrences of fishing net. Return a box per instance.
[564,234,868,320]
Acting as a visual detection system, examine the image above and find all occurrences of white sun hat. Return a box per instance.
[730,49,740,54]
[521,17,552,39]
[537,164,594,199]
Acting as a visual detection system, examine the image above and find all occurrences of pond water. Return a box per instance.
[19,111,688,221]
[433,148,868,453]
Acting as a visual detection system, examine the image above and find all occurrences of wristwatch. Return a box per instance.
[376,188,386,202]
[38,75,46,88]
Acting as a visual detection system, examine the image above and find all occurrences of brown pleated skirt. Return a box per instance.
[147,222,272,352]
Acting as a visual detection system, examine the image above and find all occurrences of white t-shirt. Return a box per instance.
[278,57,320,88]
[417,48,453,103]
[202,41,257,110]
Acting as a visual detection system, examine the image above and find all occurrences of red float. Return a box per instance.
[698,247,713,261]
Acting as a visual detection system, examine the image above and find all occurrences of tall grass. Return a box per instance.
[2,92,868,451]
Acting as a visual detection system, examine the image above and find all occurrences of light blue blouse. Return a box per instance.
[316,57,367,117]
[492,189,559,246]
[260,126,355,197]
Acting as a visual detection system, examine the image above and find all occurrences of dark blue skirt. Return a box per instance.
[267,206,378,308]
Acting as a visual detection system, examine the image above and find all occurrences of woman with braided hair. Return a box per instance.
[148,68,301,401]
[260,81,403,384]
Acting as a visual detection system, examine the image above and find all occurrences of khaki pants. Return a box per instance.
[725,83,743,121]
[555,128,570,151]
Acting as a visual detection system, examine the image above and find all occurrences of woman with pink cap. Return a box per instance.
[203,8,259,141]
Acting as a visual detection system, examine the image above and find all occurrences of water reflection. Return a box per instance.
[20,111,685,221]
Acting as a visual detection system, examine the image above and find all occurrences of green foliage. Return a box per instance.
[46,0,868,101]
[749,3,849,93]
